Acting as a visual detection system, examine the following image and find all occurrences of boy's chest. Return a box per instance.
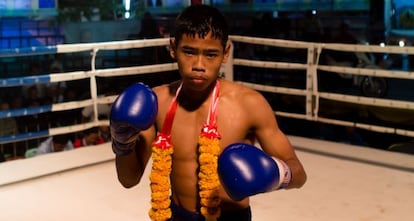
[164,107,250,158]
[169,108,210,151]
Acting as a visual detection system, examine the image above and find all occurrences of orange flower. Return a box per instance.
[198,134,221,220]
[151,198,171,209]
[148,207,172,221]
[149,103,221,220]
[149,137,173,221]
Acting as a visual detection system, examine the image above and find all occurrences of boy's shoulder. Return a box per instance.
[152,80,181,102]
[153,80,180,93]
[220,79,259,98]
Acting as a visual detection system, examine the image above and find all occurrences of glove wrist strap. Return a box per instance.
[274,158,292,190]
[112,139,136,155]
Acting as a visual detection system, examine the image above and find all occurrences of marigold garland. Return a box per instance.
[149,81,221,221]
[198,124,221,220]
[148,131,221,221]
[149,134,173,221]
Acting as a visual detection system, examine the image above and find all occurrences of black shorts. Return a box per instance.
[169,201,252,221]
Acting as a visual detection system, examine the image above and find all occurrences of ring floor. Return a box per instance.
[0,135,413,221]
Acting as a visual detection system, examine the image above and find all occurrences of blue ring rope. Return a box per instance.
[1,45,58,145]
[0,75,52,87]
[0,105,53,119]
[0,45,58,57]
[0,44,91,145]
[0,130,49,144]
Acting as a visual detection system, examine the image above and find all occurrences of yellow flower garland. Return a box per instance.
[149,81,221,221]
[149,134,173,221]
[198,127,221,220]
[148,130,221,221]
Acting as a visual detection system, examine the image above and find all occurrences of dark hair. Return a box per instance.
[53,134,70,145]
[84,127,99,135]
[173,4,228,49]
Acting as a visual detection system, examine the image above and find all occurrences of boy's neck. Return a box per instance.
[178,80,218,111]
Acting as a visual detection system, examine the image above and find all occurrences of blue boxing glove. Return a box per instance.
[218,143,292,201]
[110,83,157,155]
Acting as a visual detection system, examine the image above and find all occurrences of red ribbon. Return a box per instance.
[200,124,221,139]
[153,133,172,150]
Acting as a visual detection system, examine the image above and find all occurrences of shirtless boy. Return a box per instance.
[110,4,306,221]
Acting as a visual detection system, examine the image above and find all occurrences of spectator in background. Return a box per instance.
[138,12,165,64]
[22,85,50,134]
[319,21,360,87]
[0,101,18,137]
[0,100,20,160]
[81,90,116,123]
[8,95,27,139]
[81,99,112,123]
[45,59,67,104]
[323,21,359,66]
[99,124,111,142]
[9,95,23,110]
[81,102,111,122]
[97,116,111,142]
[301,10,324,42]
[22,62,47,100]
[35,134,74,155]
[73,127,105,148]
[25,85,44,106]
[79,90,112,144]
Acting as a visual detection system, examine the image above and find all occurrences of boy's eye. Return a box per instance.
[206,53,218,58]
[183,49,195,55]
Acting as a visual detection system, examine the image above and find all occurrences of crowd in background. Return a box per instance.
[0,56,115,162]
[0,36,177,161]
[1,10,412,161]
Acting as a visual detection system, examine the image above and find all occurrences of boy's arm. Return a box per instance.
[247,89,307,188]
[110,83,158,188]
[115,127,155,188]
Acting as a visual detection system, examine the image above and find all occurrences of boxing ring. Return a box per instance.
[0,137,413,221]
[1,36,414,220]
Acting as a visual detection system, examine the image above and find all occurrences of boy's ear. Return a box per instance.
[222,43,231,63]
[169,38,176,59]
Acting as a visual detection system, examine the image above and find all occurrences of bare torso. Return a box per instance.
[153,79,254,213]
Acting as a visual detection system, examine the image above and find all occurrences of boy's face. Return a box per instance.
[170,31,230,91]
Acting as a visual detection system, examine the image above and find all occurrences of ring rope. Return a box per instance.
[236,81,307,96]
[318,65,414,79]
[0,35,414,150]
[234,58,308,70]
[318,92,414,110]
[322,42,414,55]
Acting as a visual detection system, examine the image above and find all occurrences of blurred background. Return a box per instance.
[1,0,413,160]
